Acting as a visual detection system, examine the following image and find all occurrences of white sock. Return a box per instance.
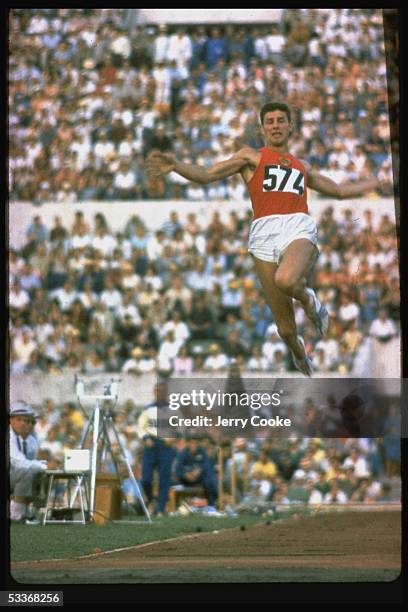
[10,500,27,521]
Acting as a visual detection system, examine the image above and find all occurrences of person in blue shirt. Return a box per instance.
[173,436,218,507]
[25,215,48,258]
[137,382,176,516]
[205,27,228,70]
[189,31,207,72]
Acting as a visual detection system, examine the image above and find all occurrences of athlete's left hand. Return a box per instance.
[146,150,175,178]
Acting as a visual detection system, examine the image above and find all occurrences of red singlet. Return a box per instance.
[247,147,309,220]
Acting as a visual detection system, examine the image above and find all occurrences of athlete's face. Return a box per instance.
[262,110,292,148]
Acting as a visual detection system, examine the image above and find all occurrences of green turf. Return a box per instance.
[10,514,264,563]
[11,567,401,584]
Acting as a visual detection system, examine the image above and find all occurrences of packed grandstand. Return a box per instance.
[9,9,400,509]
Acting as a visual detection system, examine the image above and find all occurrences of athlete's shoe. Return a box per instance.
[291,336,313,377]
[305,288,329,339]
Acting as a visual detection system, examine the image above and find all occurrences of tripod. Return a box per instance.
[76,378,152,524]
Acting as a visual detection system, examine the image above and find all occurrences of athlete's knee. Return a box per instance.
[275,269,297,295]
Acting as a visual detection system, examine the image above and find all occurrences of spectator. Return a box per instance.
[157,329,183,373]
[173,437,218,507]
[188,295,214,340]
[247,346,269,372]
[173,345,194,375]
[262,324,288,365]
[251,450,277,481]
[369,308,397,342]
[203,343,229,372]
[265,23,287,66]
[342,448,371,478]
[205,27,228,70]
[165,275,193,316]
[9,280,30,312]
[161,310,191,345]
[338,293,361,327]
[138,382,177,516]
[113,160,138,199]
[100,277,123,311]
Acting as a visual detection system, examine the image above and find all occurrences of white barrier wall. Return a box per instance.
[137,9,284,24]
[10,358,400,409]
[10,372,156,409]
[8,197,398,251]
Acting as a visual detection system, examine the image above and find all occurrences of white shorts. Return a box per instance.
[248,213,318,264]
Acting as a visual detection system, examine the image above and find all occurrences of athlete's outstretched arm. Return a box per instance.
[307,167,380,200]
[147,148,253,185]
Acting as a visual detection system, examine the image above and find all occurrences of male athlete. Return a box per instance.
[147,102,380,375]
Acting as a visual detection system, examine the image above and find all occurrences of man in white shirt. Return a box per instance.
[157,330,184,373]
[9,402,48,524]
[91,226,118,258]
[264,24,286,66]
[50,279,78,312]
[70,133,91,171]
[342,448,370,479]
[161,311,190,344]
[262,324,288,365]
[146,230,167,261]
[9,280,30,311]
[369,308,397,342]
[12,330,37,365]
[323,480,348,504]
[152,61,172,106]
[113,160,137,198]
[153,24,171,64]
[306,479,323,505]
[93,132,115,164]
[338,294,361,326]
[110,27,131,61]
[168,29,192,79]
[165,276,193,316]
[116,289,142,326]
[100,277,123,311]
[203,343,229,372]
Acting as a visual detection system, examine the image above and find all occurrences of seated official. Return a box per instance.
[173,437,218,507]
[9,402,48,524]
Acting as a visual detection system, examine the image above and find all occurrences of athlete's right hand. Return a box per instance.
[146,151,176,178]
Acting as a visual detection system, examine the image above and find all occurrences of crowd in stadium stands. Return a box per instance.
[9,204,399,376]
[34,396,401,509]
[9,8,395,202]
[10,9,400,510]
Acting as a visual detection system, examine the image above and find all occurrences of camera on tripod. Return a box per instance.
[74,376,151,524]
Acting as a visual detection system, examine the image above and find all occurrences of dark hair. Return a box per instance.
[260,102,291,125]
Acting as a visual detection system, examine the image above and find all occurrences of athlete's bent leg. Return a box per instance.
[275,239,329,337]
[252,257,305,361]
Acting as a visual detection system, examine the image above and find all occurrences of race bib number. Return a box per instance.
[263,165,305,196]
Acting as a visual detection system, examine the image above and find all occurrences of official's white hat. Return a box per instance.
[9,401,36,419]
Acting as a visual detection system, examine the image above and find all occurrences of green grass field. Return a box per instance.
[11,567,399,584]
[10,509,400,585]
[10,514,264,563]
